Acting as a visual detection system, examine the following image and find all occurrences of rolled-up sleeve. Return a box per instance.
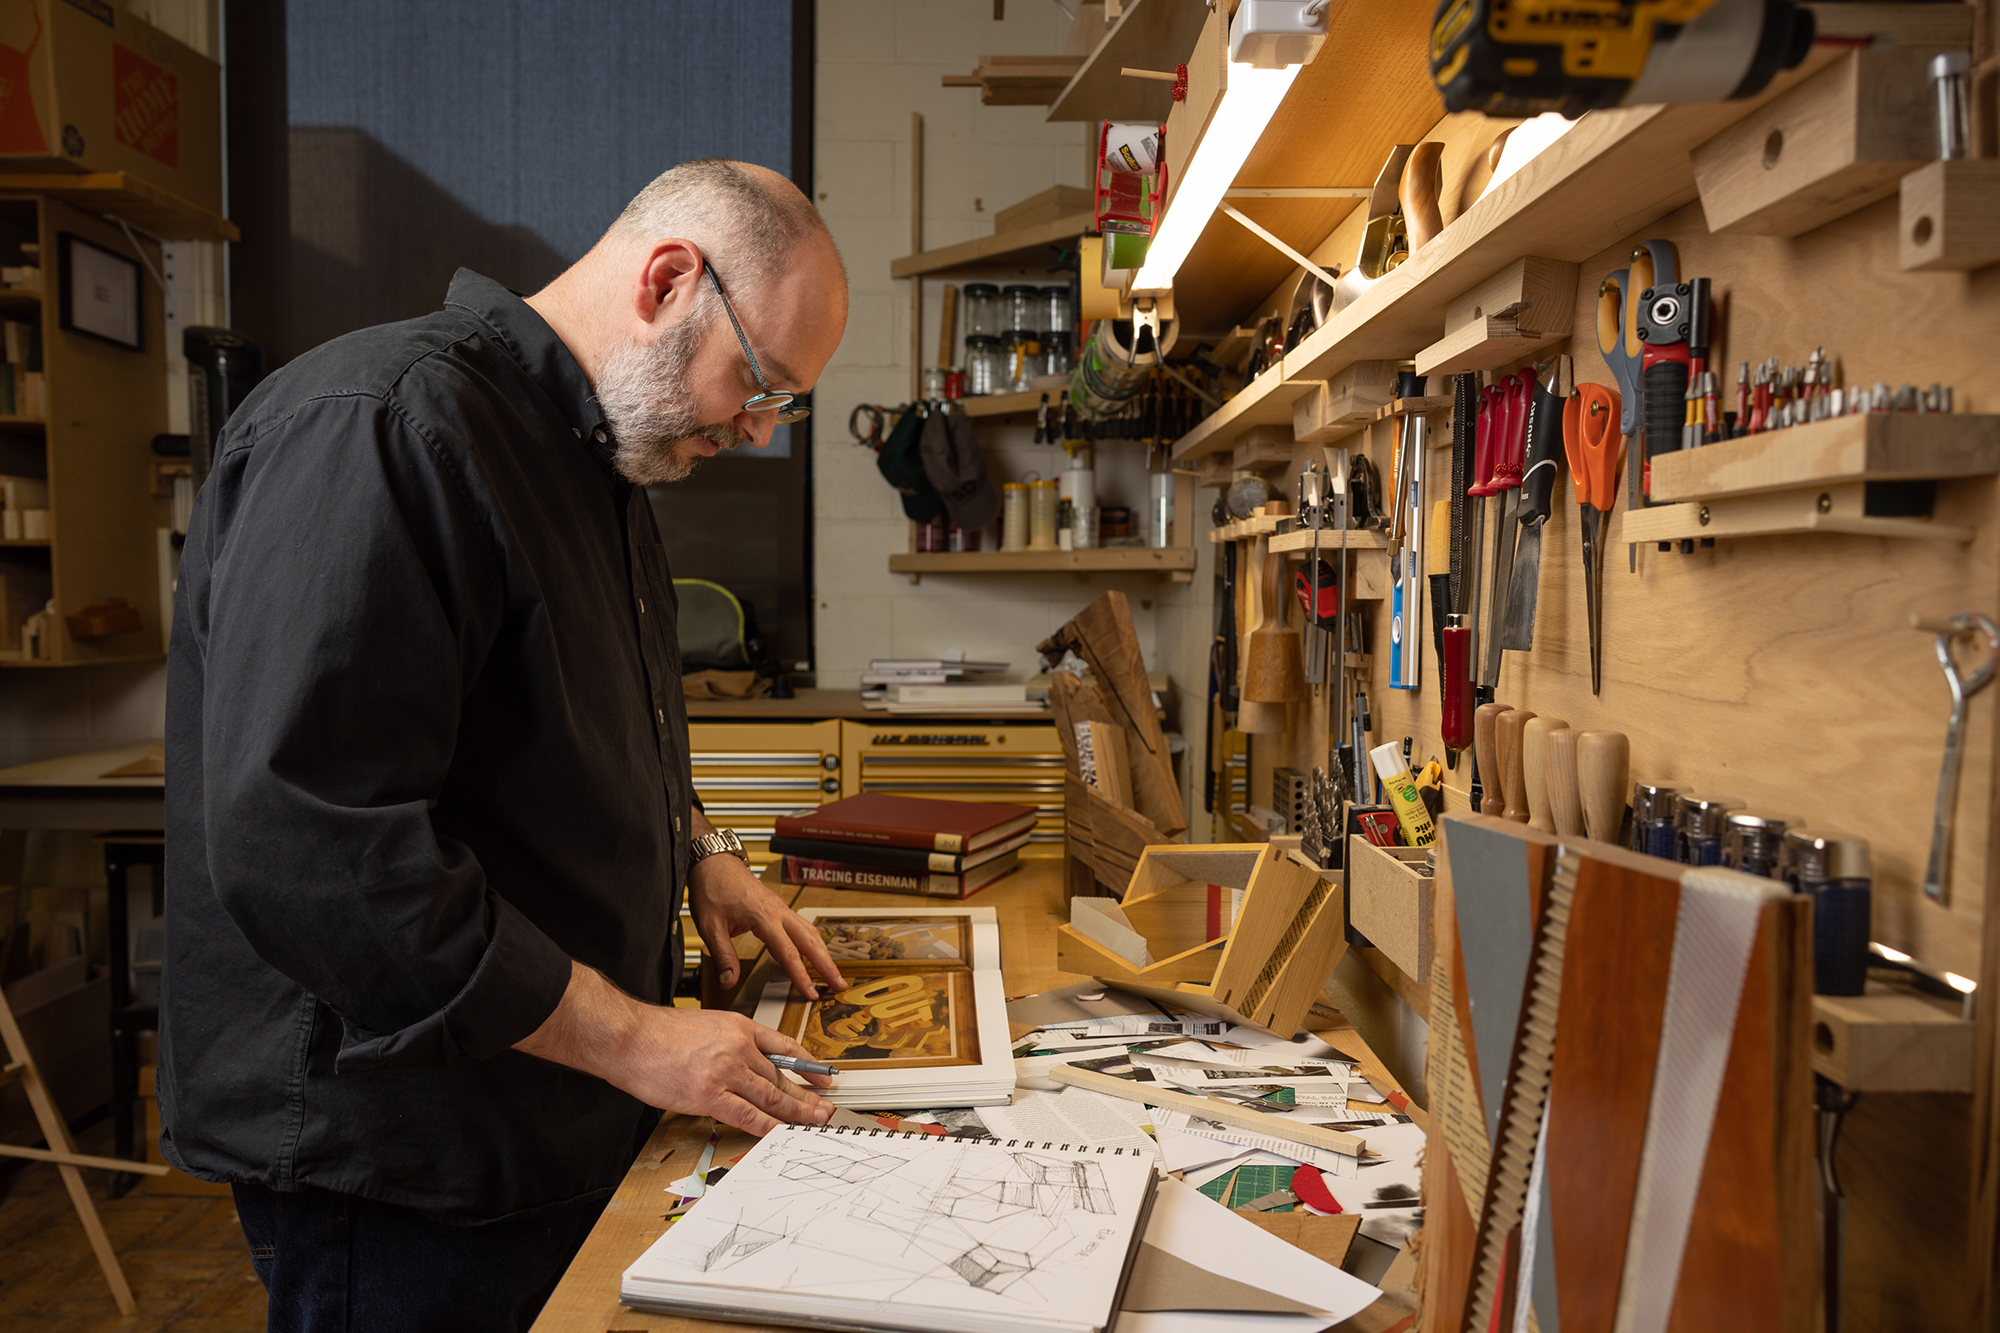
[194,393,573,1073]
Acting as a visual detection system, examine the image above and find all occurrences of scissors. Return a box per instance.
[1596,240,1678,542]
[1564,382,1625,697]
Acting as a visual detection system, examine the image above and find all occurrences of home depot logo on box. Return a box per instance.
[110,41,174,167]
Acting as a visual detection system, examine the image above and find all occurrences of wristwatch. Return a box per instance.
[689,828,750,866]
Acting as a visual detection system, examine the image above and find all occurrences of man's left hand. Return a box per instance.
[687,833,849,999]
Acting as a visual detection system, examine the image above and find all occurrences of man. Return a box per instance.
[162,160,851,1331]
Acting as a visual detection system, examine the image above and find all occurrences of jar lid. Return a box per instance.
[1631,783,1681,820]
[963,283,1000,297]
[1043,284,1070,294]
[1726,811,1797,834]
[1003,482,1026,491]
[1002,283,1038,295]
[1784,829,1871,880]
[1002,329,1039,341]
[1675,794,1741,835]
[1030,478,1058,489]
[964,334,1001,347]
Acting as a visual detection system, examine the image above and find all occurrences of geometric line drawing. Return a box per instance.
[780,1150,908,1186]
[701,1222,785,1272]
[947,1242,1034,1293]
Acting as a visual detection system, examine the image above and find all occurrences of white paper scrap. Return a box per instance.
[975,1088,1162,1166]
[1315,1121,1425,1246]
[1131,1177,1382,1327]
[1150,1107,1360,1178]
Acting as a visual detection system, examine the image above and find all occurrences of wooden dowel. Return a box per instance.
[1121,66,1178,81]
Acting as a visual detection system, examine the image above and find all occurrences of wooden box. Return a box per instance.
[1056,844,1267,986]
[1063,842,1347,1036]
[1346,836,1433,985]
[1691,48,1935,237]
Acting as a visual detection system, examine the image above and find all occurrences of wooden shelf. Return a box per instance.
[1649,413,2000,504]
[942,55,1087,107]
[1622,485,1973,545]
[1046,0,1210,124]
[888,547,1197,577]
[0,172,238,243]
[0,416,45,430]
[1268,528,1392,553]
[960,388,1061,420]
[890,212,1093,280]
[0,539,50,548]
[1169,361,1321,462]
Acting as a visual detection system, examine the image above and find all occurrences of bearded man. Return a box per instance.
[161,160,851,1332]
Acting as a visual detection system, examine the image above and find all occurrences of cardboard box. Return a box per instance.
[0,1,221,214]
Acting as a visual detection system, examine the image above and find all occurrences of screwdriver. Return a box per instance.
[1576,730,1630,844]
[1546,727,1586,837]
[1522,716,1570,833]
[1497,708,1537,824]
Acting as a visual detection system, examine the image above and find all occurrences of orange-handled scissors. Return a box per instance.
[1563,382,1624,696]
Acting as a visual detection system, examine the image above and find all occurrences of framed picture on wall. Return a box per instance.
[57,232,143,351]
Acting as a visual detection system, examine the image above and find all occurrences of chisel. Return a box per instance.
[1500,356,1570,651]
[1522,715,1570,833]
[1546,727,1585,836]
[1474,701,1509,816]
[1480,369,1535,686]
[1576,729,1630,844]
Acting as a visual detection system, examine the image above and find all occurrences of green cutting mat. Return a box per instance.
[1198,1162,1295,1211]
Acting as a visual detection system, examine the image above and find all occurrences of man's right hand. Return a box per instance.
[515,961,834,1136]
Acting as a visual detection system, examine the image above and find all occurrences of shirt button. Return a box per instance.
[638,598,646,614]
[571,426,581,438]
[674,816,682,833]
[656,708,665,724]
[594,427,609,443]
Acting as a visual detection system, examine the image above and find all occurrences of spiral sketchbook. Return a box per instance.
[620,1123,1159,1333]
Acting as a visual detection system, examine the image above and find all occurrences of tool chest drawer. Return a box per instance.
[688,720,844,873]
[838,720,1065,854]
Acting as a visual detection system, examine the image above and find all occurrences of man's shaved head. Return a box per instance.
[609,158,844,296]
[530,158,848,487]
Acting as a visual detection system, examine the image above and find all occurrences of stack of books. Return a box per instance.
[772,793,1036,899]
[860,656,1047,715]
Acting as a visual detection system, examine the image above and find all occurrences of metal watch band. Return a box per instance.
[689,828,749,864]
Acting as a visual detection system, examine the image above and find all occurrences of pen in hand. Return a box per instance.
[767,1053,839,1079]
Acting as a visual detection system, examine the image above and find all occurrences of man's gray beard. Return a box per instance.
[596,304,747,485]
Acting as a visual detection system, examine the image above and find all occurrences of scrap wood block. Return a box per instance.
[1692,47,1935,237]
[1041,590,1187,837]
[1293,361,1398,443]
[1413,256,1579,377]
[1811,987,1975,1092]
[1231,424,1295,471]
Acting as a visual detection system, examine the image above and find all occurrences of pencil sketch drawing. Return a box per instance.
[649,1132,1145,1314]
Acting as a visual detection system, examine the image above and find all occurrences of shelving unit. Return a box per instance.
[958,387,1063,420]
[889,546,1196,578]
[889,211,1094,280]
[0,172,239,244]
[0,193,173,666]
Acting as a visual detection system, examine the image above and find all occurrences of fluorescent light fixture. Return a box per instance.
[1871,942,1911,963]
[1132,61,1301,292]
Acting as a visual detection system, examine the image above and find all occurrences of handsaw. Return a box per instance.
[1500,356,1571,652]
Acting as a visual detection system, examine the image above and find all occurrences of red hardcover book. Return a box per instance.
[780,852,1022,899]
[774,793,1037,855]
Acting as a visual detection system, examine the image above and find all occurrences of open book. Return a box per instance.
[753,907,1013,1108]
[621,1124,1158,1333]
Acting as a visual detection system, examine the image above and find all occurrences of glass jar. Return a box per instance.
[1044,338,1074,378]
[922,367,946,401]
[1003,330,1041,392]
[1028,479,1060,550]
[1003,284,1039,332]
[916,517,948,552]
[1000,483,1028,552]
[964,335,1005,395]
[1041,286,1071,340]
[963,284,1001,337]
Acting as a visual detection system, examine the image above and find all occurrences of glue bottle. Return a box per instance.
[1369,742,1436,847]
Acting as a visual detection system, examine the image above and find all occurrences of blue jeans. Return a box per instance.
[233,1183,612,1332]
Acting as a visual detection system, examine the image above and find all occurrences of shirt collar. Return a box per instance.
[442,268,618,470]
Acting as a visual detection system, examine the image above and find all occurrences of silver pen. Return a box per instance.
[767,1053,838,1078]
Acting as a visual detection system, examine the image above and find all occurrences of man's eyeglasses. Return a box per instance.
[704,263,811,425]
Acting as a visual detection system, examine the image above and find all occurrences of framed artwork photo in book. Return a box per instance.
[58,232,143,351]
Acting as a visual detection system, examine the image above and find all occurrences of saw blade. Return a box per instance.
[1500,519,1543,651]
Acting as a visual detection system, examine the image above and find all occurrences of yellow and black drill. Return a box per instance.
[1431,0,1816,117]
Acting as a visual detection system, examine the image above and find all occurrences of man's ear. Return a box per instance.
[636,241,702,328]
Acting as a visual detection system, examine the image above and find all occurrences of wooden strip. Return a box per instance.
[1049,1064,1367,1156]
[888,211,1096,279]
[0,1142,172,1174]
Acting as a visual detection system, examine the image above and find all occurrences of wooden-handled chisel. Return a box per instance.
[1498,708,1537,823]
[1501,356,1570,651]
[1522,715,1570,833]
[1475,701,1509,816]
[1577,729,1630,843]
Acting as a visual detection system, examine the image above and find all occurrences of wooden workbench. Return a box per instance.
[531,857,1414,1332]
